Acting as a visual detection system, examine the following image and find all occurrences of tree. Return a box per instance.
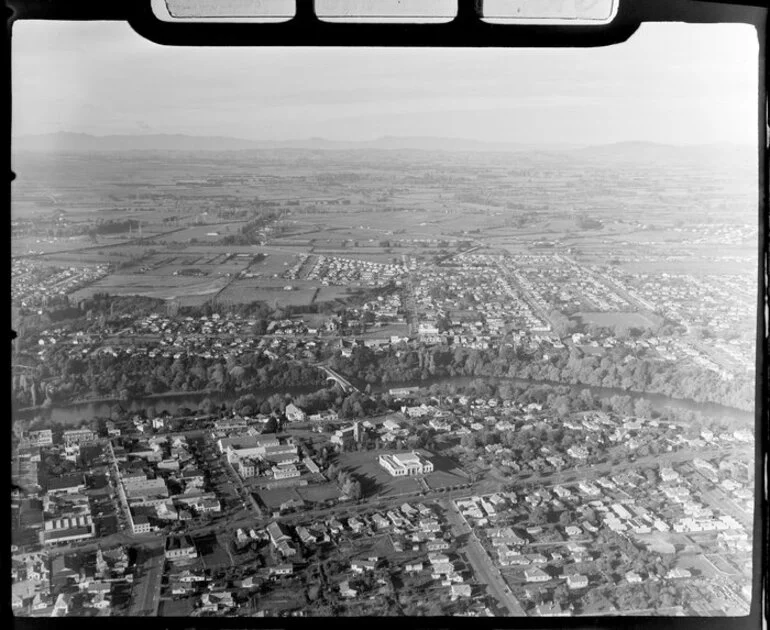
[529,506,548,526]
[198,397,217,415]
[326,463,340,480]
[633,398,654,419]
[344,479,362,500]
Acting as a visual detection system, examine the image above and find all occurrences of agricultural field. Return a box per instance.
[216,281,318,306]
[313,286,355,303]
[619,258,755,276]
[69,272,230,301]
[159,222,247,243]
[12,235,101,255]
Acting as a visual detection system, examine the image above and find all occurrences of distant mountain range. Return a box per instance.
[13,132,753,162]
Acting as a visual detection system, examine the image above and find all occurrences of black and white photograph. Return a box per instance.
[9,1,764,621]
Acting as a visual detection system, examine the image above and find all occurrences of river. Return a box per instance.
[372,375,753,424]
[16,374,753,427]
[14,384,323,426]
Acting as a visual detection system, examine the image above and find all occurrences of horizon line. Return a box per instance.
[13,132,754,149]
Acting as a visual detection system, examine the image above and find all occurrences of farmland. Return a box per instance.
[70,273,230,301]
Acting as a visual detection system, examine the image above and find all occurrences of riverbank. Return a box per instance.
[16,388,221,414]
[15,373,753,428]
[372,375,754,421]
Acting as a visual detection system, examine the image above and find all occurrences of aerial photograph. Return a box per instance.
[10,17,759,619]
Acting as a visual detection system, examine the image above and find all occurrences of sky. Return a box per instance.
[11,20,758,145]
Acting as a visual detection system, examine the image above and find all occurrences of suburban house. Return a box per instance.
[566,574,589,589]
[524,568,550,583]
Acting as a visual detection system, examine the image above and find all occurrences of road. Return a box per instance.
[521,445,750,491]
[15,226,188,259]
[491,256,553,329]
[65,445,745,550]
[221,452,261,516]
[685,465,753,528]
[183,481,475,539]
[443,498,527,616]
[316,364,360,394]
[128,548,165,616]
[105,440,132,531]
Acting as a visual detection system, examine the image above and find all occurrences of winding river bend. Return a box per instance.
[16,375,753,427]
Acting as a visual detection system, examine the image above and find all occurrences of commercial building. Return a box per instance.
[62,429,96,446]
[41,513,95,545]
[122,476,169,504]
[27,429,53,447]
[46,474,86,496]
[165,535,198,562]
[132,514,152,534]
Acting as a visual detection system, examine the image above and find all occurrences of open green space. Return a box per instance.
[576,311,662,330]
[336,450,423,498]
[296,482,342,504]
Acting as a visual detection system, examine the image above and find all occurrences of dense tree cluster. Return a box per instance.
[220,211,283,245]
[323,463,362,500]
[85,293,167,317]
[329,342,753,411]
[91,218,140,235]
[12,350,326,407]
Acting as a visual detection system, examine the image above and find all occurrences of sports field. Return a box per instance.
[576,311,662,330]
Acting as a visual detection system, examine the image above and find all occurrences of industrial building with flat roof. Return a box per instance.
[41,513,95,545]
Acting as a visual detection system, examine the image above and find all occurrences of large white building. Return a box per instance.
[285,404,306,423]
[378,451,434,477]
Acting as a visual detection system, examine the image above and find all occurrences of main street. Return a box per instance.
[105,440,132,530]
[443,498,527,616]
[128,547,164,616]
[221,450,262,516]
